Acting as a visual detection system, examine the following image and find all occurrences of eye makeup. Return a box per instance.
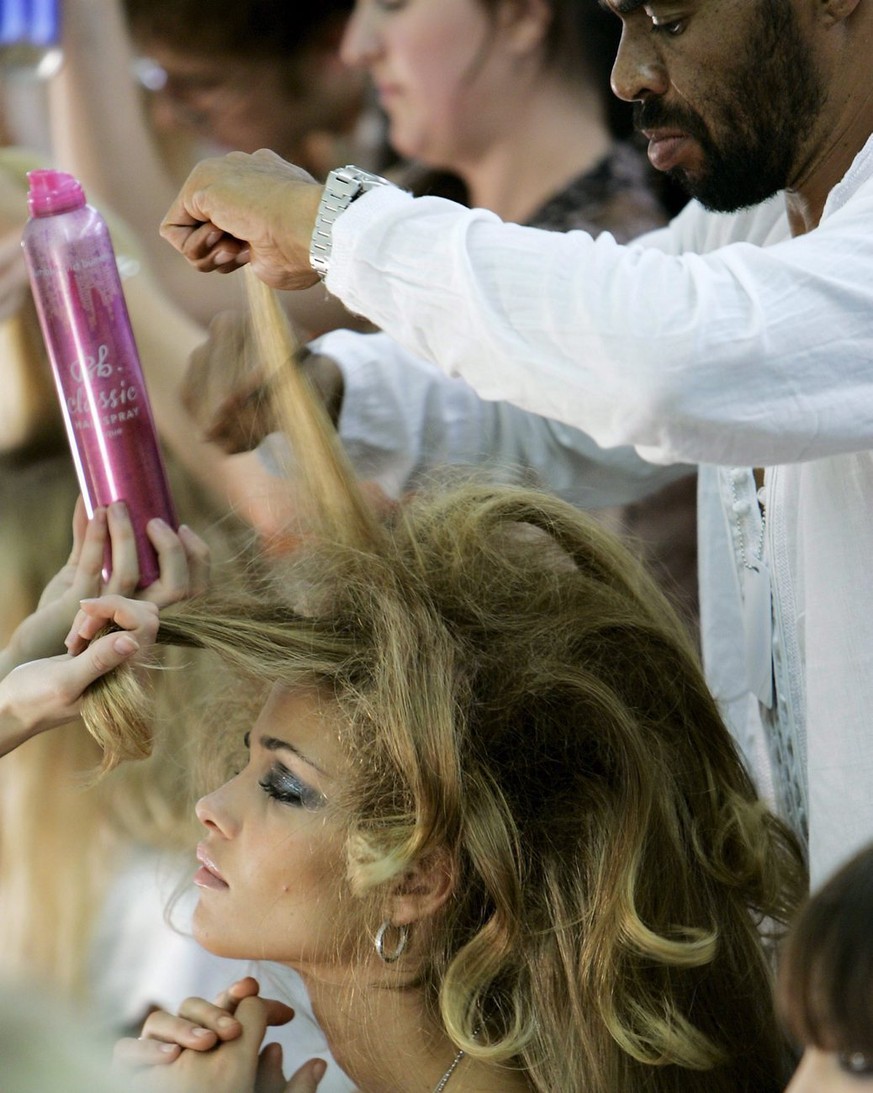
[243,731,326,810]
[258,764,325,810]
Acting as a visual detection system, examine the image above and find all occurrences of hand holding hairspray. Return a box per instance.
[22,169,176,587]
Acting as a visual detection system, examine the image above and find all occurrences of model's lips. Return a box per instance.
[643,129,694,173]
[194,844,229,890]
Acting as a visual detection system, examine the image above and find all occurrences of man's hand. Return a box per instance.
[183,310,346,453]
[183,311,276,453]
[160,150,324,292]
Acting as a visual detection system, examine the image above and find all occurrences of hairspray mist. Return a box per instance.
[21,168,176,587]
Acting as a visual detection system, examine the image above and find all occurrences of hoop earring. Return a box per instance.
[374,920,409,963]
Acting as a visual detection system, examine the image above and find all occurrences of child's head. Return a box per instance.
[779,843,873,1091]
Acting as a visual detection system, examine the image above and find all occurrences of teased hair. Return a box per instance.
[82,276,805,1093]
[85,484,805,1092]
[779,843,873,1055]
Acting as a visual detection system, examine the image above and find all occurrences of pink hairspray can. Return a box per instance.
[21,169,176,587]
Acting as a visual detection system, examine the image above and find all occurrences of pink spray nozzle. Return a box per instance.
[26,170,86,217]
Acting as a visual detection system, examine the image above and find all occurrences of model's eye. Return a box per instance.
[838,1052,873,1076]
[259,764,325,810]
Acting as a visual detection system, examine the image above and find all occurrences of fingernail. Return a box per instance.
[148,517,168,530]
[313,1059,327,1079]
[217,1016,238,1029]
[79,598,97,605]
[191,1027,213,1038]
[205,230,222,247]
[213,249,235,265]
[113,635,139,655]
[159,1043,179,1054]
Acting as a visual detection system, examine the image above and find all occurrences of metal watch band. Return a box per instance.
[309,165,390,279]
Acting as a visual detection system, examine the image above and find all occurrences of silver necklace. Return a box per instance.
[432,1046,465,1093]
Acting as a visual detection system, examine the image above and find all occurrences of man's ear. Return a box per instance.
[386,847,456,928]
[817,0,862,27]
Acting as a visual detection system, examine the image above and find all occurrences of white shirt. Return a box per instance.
[306,328,689,506]
[325,135,873,888]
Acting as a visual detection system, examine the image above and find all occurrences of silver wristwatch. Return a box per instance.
[310,165,391,279]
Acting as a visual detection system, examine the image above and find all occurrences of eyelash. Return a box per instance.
[242,733,325,809]
[258,763,325,810]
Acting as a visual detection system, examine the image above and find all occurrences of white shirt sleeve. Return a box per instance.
[312,329,689,505]
[326,165,873,468]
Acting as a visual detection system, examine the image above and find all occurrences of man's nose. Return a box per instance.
[611,25,669,102]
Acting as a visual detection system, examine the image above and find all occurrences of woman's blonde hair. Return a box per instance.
[87,490,805,1092]
[83,276,805,1091]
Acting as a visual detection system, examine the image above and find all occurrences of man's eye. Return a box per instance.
[651,17,686,35]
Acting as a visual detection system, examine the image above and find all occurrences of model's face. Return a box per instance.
[193,685,356,970]
[341,0,527,167]
[786,1047,873,1092]
[606,0,826,212]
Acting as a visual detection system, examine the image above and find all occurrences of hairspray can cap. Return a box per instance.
[26,169,86,217]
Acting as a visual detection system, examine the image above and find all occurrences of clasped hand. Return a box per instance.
[114,976,327,1093]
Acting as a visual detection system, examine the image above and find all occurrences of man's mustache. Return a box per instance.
[633,100,711,147]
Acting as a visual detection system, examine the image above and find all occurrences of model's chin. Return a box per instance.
[191,899,237,958]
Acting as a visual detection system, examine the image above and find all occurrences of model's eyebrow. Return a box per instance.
[243,731,328,775]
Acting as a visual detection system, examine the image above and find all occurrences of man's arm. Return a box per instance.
[327,180,873,468]
[315,330,690,506]
[161,147,873,468]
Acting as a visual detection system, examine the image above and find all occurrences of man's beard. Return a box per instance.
[634,0,826,212]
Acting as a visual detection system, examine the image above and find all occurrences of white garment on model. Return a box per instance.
[90,846,355,1093]
[323,135,873,889]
